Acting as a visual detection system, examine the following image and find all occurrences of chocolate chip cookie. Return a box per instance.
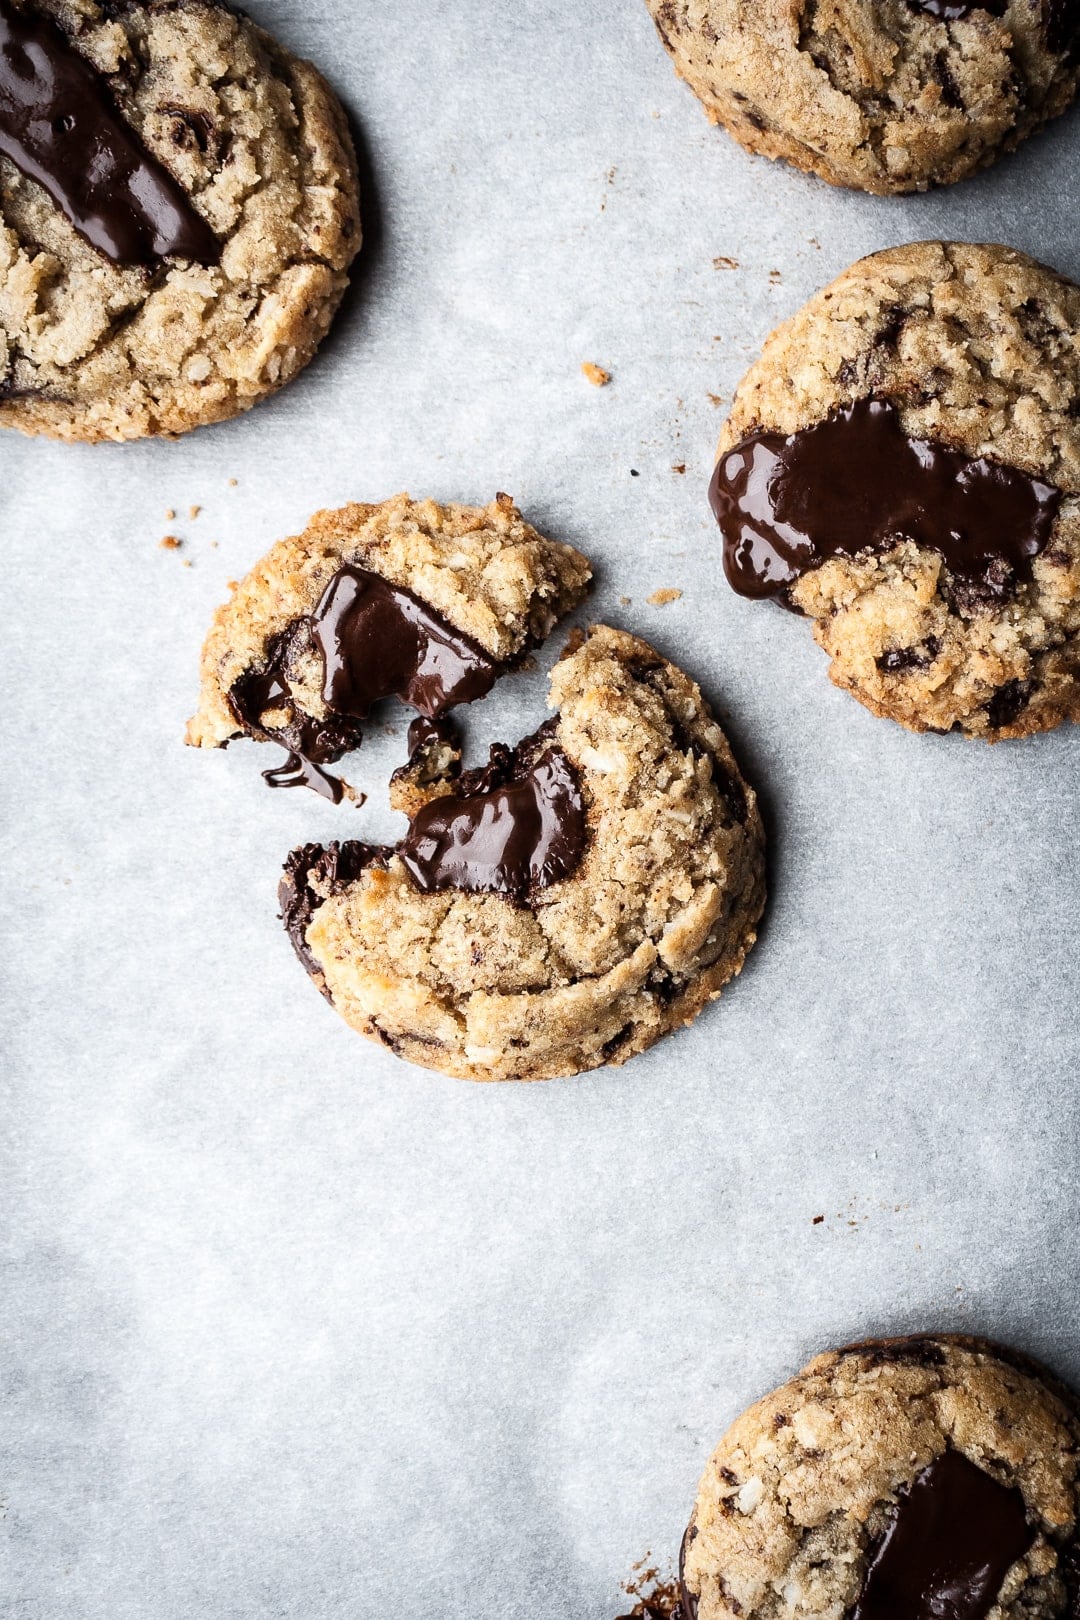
[645,1,1080,194]
[0,0,360,441]
[280,625,765,1082]
[187,494,592,802]
[681,1335,1080,1620]
[710,241,1080,739]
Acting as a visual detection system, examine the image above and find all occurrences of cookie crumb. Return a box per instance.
[582,362,611,387]
[707,393,725,407]
[189,504,201,520]
[618,1557,682,1620]
[630,468,640,477]
[713,255,739,270]
[227,478,238,487]
[769,268,782,285]
[648,588,682,606]
[159,535,182,550]
[812,1214,825,1225]
[620,595,632,606]
[672,463,686,474]
[182,559,194,569]
[164,507,176,521]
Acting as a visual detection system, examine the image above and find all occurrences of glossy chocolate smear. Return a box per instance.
[398,721,587,904]
[710,397,1060,607]
[228,632,364,805]
[310,566,498,720]
[852,1450,1035,1620]
[0,0,220,265]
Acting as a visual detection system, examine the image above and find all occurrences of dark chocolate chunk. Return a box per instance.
[876,636,942,673]
[398,720,587,904]
[852,1450,1034,1620]
[0,0,220,265]
[986,677,1035,730]
[310,566,498,720]
[1043,0,1080,50]
[279,841,383,983]
[709,397,1060,608]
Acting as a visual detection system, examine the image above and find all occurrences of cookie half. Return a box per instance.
[681,1335,1080,1620]
[0,0,360,441]
[279,625,765,1082]
[187,494,592,801]
[645,1,1080,195]
[710,241,1080,740]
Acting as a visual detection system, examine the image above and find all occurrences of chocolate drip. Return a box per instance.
[710,397,1060,608]
[310,567,498,720]
[279,841,384,983]
[0,0,220,265]
[398,721,587,904]
[852,1450,1034,1620]
[228,633,364,805]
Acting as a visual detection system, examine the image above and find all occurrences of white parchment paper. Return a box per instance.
[3,3,1079,1615]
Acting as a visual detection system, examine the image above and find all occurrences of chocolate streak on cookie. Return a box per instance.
[0,0,220,265]
[310,567,498,719]
[678,1526,699,1620]
[710,397,1060,607]
[852,1450,1035,1620]
[398,720,587,905]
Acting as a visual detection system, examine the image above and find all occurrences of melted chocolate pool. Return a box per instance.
[709,397,1060,608]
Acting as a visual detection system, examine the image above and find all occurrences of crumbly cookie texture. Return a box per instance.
[646,0,1080,194]
[719,241,1080,740]
[0,0,360,441]
[684,1335,1080,1620]
[284,625,766,1083]
[186,493,592,753]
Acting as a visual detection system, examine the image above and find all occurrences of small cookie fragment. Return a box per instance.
[710,241,1080,740]
[280,625,765,1083]
[680,1335,1080,1620]
[0,0,360,441]
[582,362,612,386]
[187,494,591,801]
[645,0,1080,194]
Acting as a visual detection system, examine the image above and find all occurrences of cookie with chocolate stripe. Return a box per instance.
[679,1335,1080,1620]
[645,0,1080,194]
[0,0,359,440]
[710,241,1080,739]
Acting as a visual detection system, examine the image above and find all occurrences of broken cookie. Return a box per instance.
[279,625,765,1082]
[187,494,592,802]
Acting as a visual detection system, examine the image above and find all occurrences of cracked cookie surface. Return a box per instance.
[715,241,1080,740]
[280,625,766,1083]
[0,0,360,441]
[187,493,592,798]
[682,1335,1080,1620]
[645,0,1080,194]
